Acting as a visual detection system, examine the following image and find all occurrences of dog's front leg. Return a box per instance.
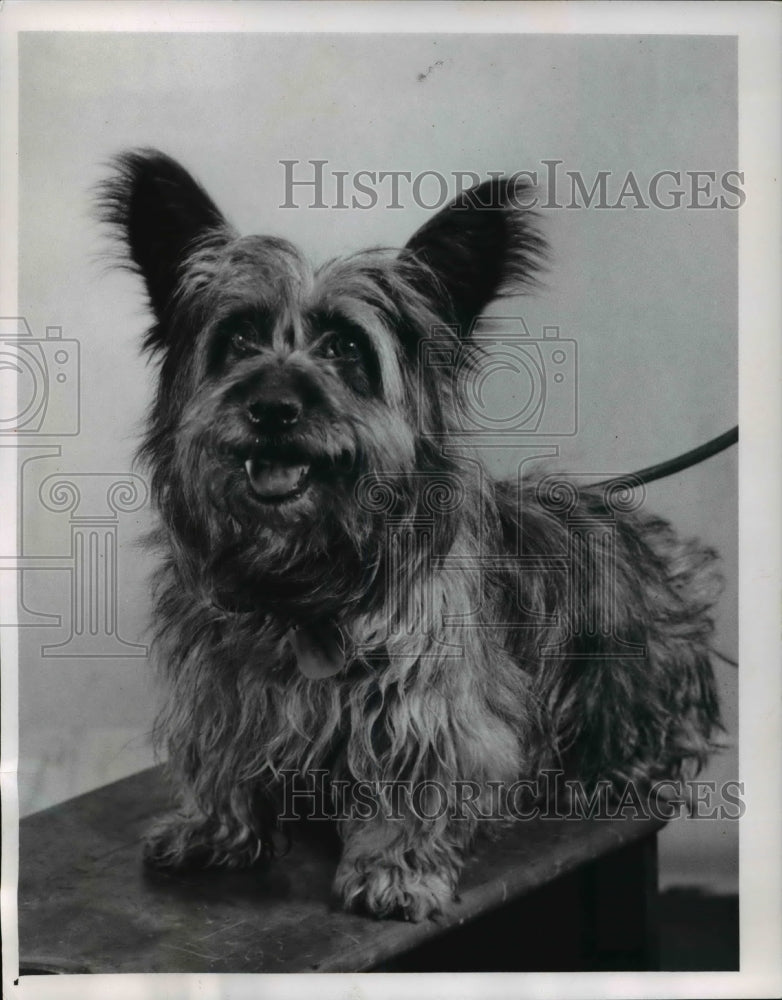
[143,781,274,871]
[333,802,475,922]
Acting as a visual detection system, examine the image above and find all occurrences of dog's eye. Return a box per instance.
[324,332,362,363]
[216,308,272,362]
[230,330,253,354]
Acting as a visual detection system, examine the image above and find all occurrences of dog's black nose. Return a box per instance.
[247,398,302,430]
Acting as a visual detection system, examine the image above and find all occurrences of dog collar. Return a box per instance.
[285,623,346,680]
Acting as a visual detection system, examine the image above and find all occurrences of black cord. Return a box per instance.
[593,426,738,490]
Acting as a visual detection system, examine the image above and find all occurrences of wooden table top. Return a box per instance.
[18,766,663,974]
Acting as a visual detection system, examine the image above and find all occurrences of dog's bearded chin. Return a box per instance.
[244,457,312,503]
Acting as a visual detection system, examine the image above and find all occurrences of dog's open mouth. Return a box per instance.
[244,456,312,503]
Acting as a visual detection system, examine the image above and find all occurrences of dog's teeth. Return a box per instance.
[245,459,311,501]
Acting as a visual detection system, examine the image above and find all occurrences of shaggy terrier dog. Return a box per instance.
[100,151,721,921]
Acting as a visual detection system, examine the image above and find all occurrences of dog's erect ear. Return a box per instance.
[402,177,547,335]
[98,149,231,327]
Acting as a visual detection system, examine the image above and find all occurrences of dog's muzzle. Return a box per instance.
[239,369,316,502]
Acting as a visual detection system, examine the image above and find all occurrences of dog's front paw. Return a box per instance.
[334,857,455,922]
[143,814,266,871]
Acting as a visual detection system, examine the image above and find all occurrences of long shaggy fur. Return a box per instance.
[99,149,722,921]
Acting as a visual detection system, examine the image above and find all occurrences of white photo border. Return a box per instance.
[1,2,779,999]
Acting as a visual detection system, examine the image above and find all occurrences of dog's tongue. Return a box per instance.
[245,458,309,500]
[285,625,346,679]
